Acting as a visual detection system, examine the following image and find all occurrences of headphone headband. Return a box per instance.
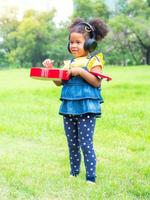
[78,22,95,39]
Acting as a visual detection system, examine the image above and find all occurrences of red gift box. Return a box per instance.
[90,72,112,81]
[30,67,112,81]
[30,68,70,81]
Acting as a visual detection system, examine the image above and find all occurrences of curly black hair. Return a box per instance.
[68,18,108,41]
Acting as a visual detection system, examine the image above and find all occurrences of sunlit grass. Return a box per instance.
[0,66,150,200]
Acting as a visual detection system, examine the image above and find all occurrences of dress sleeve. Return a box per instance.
[87,53,105,71]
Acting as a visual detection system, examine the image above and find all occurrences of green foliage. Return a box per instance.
[116,0,128,14]
[108,0,150,65]
[9,10,57,67]
[72,0,109,20]
[0,0,150,67]
[108,15,141,65]
[0,7,19,67]
[0,66,150,199]
[46,23,71,67]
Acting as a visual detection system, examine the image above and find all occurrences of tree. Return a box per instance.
[72,0,110,20]
[109,0,150,65]
[0,6,71,68]
[127,0,150,65]
[109,14,142,65]
[6,9,56,67]
[115,0,128,14]
[0,7,19,67]
[46,22,71,67]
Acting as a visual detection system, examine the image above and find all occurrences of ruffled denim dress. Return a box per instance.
[59,67,104,117]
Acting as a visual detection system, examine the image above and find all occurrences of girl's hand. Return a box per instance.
[42,59,54,68]
[68,67,84,76]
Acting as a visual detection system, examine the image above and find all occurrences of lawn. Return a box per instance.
[0,66,150,200]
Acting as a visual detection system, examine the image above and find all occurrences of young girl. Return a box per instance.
[43,18,108,183]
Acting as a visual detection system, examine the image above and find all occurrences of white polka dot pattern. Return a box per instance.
[63,114,96,179]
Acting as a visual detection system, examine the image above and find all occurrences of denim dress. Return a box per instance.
[59,67,104,117]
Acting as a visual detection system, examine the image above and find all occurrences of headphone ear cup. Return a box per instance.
[84,40,89,52]
[67,42,71,53]
[84,39,97,52]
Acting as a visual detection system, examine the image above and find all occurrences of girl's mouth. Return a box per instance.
[71,50,78,53]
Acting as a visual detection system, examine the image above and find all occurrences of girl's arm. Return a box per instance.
[69,65,102,87]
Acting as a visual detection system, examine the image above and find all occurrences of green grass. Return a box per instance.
[0,66,150,200]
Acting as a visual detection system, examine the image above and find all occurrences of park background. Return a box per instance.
[0,0,150,67]
[0,0,150,200]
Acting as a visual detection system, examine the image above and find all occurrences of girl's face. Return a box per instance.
[69,32,88,58]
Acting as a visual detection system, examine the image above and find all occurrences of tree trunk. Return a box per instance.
[135,34,150,65]
[146,47,150,65]
[127,42,138,64]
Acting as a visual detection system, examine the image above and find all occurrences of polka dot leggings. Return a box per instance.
[63,114,97,182]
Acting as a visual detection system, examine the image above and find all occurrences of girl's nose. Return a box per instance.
[71,43,77,48]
